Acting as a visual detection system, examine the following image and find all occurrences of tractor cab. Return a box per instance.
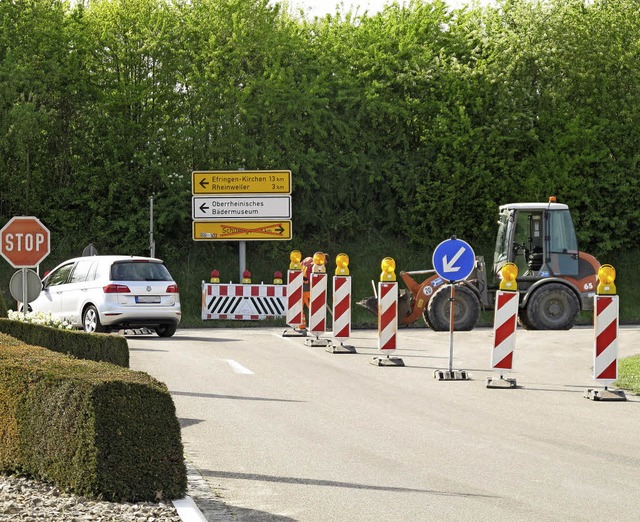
[493,199,580,283]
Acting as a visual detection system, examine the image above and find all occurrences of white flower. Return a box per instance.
[7,310,75,330]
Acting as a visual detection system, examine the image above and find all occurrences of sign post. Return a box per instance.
[1,216,51,315]
[432,236,475,381]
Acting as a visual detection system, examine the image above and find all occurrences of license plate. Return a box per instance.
[136,295,161,304]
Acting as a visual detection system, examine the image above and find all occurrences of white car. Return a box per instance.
[30,255,181,336]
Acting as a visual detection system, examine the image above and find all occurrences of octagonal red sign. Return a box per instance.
[0,216,51,268]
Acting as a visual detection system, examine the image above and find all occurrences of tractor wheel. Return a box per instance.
[426,285,481,332]
[517,308,535,330]
[523,283,579,330]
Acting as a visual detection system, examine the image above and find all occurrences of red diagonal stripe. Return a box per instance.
[335,325,349,338]
[380,333,396,350]
[312,291,326,310]
[334,277,347,291]
[288,287,302,303]
[335,295,350,316]
[380,304,396,325]
[494,314,516,346]
[597,359,617,380]
[596,296,613,315]
[596,320,616,356]
[494,351,513,369]
[497,292,517,310]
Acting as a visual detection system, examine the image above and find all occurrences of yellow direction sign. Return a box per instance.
[193,221,292,241]
[192,170,291,195]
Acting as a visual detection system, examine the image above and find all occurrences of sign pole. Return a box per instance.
[239,241,246,283]
[448,281,455,372]
[21,267,27,317]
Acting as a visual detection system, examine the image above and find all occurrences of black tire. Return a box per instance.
[83,305,106,333]
[517,308,534,330]
[426,285,481,332]
[523,283,579,330]
[156,324,177,337]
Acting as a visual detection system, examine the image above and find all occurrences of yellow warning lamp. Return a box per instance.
[242,270,252,284]
[312,252,327,273]
[335,253,350,276]
[499,262,518,291]
[289,250,302,270]
[549,195,557,203]
[273,271,283,285]
[380,257,396,282]
[597,264,616,295]
[210,269,220,284]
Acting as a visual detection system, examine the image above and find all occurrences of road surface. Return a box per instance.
[129,326,640,521]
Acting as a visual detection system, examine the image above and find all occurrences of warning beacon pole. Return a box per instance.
[329,253,356,354]
[304,252,331,347]
[283,250,306,337]
[371,257,404,367]
[487,263,519,389]
[585,264,626,401]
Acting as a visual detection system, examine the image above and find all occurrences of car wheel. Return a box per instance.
[83,305,106,333]
[426,285,481,332]
[524,283,579,330]
[156,324,177,337]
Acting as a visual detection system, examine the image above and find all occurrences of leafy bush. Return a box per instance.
[0,337,186,501]
[0,319,128,367]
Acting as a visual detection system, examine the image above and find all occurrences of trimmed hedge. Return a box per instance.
[0,336,186,501]
[0,319,128,367]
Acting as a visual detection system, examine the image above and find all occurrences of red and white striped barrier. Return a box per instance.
[202,283,286,320]
[309,272,327,334]
[593,295,619,384]
[377,282,398,352]
[285,269,304,328]
[332,275,351,340]
[491,290,519,372]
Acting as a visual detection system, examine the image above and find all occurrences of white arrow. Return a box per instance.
[443,247,466,272]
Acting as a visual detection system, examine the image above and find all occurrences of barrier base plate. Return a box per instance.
[282,328,308,338]
[304,337,331,347]
[327,343,356,354]
[584,388,627,401]
[486,376,517,389]
[370,356,405,367]
[434,369,470,381]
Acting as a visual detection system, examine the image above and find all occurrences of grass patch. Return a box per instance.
[616,355,640,396]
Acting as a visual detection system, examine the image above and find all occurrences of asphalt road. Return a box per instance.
[128,326,640,521]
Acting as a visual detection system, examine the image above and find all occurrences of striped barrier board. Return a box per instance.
[309,272,327,334]
[332,276,351,340]
[286,270,304,327]
[378,282,398,351]
[594,295,619,384]
[491,290,519,372]
[202,283,286,320]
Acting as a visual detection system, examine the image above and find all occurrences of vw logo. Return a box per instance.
[146,286,152,292]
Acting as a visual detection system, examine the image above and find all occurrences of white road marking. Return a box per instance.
[224,359,255,375]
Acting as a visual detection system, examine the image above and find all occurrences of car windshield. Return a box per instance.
[111,261,173,282]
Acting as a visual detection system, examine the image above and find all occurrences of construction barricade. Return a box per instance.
[487,263,519,389]
[371,257,403,366]
[585,264,626,401]
[305,252,330,347]
[329,253,356,353]
[201,283,286,320]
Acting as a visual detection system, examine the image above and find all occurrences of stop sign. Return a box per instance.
[0,216,51,268]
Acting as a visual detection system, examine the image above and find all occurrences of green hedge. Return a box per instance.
[0,319,128,367]
[0,336,186,501]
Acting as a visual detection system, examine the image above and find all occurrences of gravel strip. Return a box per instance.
[0,473,182,521]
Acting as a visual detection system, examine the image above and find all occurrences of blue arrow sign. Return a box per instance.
[432,237,476,281]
